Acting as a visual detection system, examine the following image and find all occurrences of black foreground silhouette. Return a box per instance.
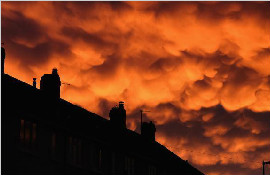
[2,46,205,175]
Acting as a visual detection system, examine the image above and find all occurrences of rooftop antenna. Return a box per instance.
[1,42,6,74]
[263,160,270,175]
[140,110,150,134]
[62,82,70,86]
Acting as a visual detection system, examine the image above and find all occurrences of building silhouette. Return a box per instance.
[1,47,205,175]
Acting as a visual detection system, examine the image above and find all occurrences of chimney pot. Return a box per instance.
[33,78,37,88]
[119,101,124,109]
[52,68,58,75]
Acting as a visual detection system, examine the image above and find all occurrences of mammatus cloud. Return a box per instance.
[2,2,270,175]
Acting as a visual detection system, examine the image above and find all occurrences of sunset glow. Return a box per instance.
[2,2,270,175]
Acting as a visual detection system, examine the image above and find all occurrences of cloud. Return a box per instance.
[2,2,270,175]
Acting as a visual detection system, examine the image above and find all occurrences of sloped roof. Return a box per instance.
[2,73,204,175]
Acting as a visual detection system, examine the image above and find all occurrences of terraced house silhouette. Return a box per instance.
[2,46,205,175]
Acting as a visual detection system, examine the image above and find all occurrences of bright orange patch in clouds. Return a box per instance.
[2,2,270,175]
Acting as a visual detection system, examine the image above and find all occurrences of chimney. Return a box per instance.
[119,101,124,109]
[141,121,156,141]
[1,46,6,75]
[109,101,126,128]
[33,78,37,88]
[40,68,61,98]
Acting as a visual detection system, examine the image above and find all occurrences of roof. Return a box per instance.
[2,73,204,175]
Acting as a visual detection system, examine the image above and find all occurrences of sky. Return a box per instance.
[1,1,270,175]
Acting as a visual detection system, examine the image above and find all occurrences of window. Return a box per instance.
[92,146,104,171]
[67,136,82,166]
[98,148,102,170]
[19,119,37,149]
[32,123,37,143]
[20,119,25,142]
[148,165,156,175]
[111,152,116,174]
[51,132,56,158]
[125,156,135,175]
[93,146,103,170]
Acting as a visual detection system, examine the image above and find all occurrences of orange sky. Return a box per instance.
[2,2,270,175]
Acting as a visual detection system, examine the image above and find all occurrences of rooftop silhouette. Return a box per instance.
[2,47,205,175]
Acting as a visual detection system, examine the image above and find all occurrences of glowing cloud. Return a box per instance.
[2,2,270,175]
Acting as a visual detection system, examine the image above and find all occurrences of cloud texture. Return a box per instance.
[2,2,270,175]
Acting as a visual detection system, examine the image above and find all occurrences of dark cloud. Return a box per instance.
[2,10,45,43]
[89,54,121,77]
[144,2,270,25]
[149,57,182,74]
[225,65,261,87]
[61,26,117,52]
[4,38,72,66]
[2,10,73,68]
[108,2,133,12]
[97,98,116,119]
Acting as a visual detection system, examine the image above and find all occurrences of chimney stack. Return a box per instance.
[109,101,126,128]
[141,121,156,141]
[40,68,61,98]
